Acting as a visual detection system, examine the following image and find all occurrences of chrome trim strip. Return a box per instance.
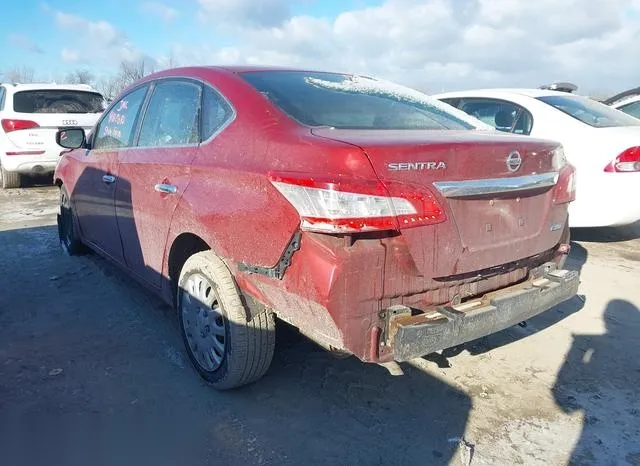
[433,172,558,198]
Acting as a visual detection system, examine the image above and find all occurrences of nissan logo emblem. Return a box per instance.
[506,151,522,172]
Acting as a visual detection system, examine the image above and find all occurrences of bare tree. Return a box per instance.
[119,59,150,86]
[99,59,158,101]
[94,59,156,102]
[65,69,95,85]
[166,51,179,69]
[95,76,123,102]
[3,66,36,83]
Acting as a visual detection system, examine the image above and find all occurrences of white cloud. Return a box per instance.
[197,0,291,28]
[61,48,82,63]
[141,2,179,22]
[185,0,640,95]
[54,11,143,68]
[8,33,44,54]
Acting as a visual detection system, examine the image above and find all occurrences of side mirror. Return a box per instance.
[56,127,86,150]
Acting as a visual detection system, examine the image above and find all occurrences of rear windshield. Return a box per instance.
[241,71,474,130]
[13,90,105,114]
[537,95,640,128]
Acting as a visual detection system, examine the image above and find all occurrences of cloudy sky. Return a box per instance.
[1,0,639,95]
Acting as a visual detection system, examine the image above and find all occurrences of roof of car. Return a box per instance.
[602,86,640,105]
[213,65,321,73]
[612,95,640,107]
[162,65,359,76]
[434,88,577,99]
[145,66,364,83]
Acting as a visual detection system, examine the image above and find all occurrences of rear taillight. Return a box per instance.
[1,119,40,133]
[553,164,576,204]
[269,173,446,233]
[604,147,640,173]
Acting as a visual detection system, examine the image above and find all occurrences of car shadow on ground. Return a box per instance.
[552,299,640,464]
[570,222,640,243]
[0,224,472,466]
[16,173,55,188]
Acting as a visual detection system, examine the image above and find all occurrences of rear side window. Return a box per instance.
[138,80,202,147]
[13,90,104,114]
[439,97,461,108]
[0,87,5,111]
[458,98,533,135]
[538,95,640,128]
[241,71,474,130]
[93,86,149,150]
[201,86,234,140]
[617,101,640,119]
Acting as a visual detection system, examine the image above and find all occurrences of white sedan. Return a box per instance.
[433,88,640,228]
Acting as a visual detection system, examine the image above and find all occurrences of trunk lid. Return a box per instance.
[312,128,566,277]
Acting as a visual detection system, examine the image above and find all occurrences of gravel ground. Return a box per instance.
[1,183,639,466]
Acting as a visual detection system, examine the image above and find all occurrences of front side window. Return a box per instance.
[93,86,149,150]
[538,95,640,128]
[13,90,104,114]
[617,101,640,119]
[458,98,533,135]
[138,80,202,147]
[241,71,474,130]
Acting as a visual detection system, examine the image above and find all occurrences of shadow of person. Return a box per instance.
[552,300,640,465]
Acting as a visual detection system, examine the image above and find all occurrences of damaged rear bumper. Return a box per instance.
[389,267,580,362]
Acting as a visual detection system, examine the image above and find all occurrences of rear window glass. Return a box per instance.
[537,95,640,128]
[13,90,105,114]
[241,71,474,130]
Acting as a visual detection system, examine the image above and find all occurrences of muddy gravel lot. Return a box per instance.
[1,183,639,466]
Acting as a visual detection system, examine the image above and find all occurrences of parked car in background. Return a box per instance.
[603,87,640,119]
[0,83,105,188]
[434,87,640,228]
[54,67,579,389]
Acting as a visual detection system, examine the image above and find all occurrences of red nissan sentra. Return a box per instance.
[54,66,579,389]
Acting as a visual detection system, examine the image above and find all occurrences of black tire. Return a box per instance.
[0,166,21,189]
[58,186,87,256]
[178,251,275,390]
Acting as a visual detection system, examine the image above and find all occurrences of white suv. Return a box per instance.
[0,83,105,188]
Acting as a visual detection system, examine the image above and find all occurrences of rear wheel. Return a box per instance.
[178,251,275,390]
[58,186,87,255]
[0,166,20,189]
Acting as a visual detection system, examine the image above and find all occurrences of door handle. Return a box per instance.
[102,174,116,184]
[154,183,178,194]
